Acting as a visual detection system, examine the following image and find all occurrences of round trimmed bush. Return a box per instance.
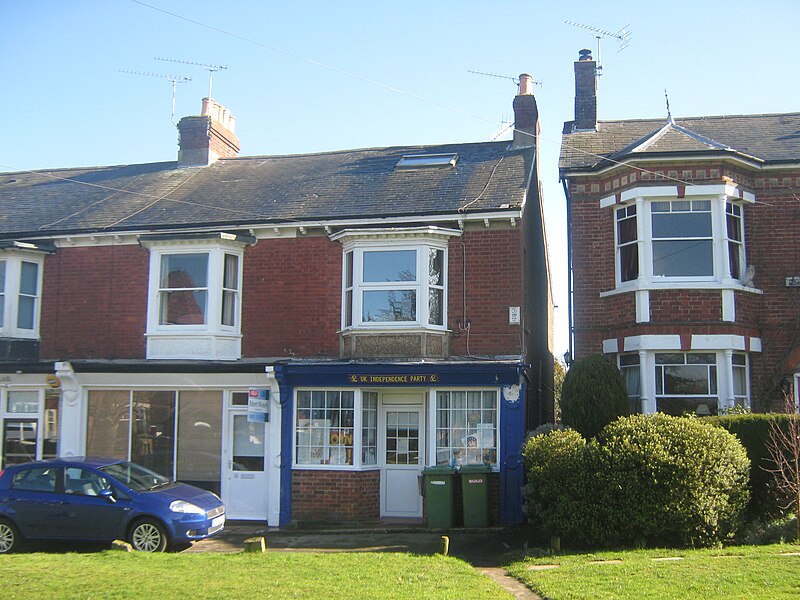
[560,354,629,438]
[522,428,592,539]
[591,414,750,547]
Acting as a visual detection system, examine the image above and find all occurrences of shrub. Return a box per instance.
[521,428,592,540]
[591,414,750,547]
[560,354,628,438]
[522,414,751,548]
[707,413,798,519]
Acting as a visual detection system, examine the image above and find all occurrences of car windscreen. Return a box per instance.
[99,462,171,492]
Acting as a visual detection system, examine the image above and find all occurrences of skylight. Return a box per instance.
[395,153,458,170]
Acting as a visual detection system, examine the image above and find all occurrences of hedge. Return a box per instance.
[706,413,799,519]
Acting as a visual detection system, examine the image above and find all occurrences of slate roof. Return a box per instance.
[559,112,800,173]
[0,141,533,239]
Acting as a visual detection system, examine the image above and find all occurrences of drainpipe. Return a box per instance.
[561,177,574,364]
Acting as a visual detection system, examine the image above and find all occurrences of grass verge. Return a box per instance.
[505,543,800,599]
[1,550,513,599]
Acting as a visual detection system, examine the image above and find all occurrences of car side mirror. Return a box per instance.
[99,488,117,504]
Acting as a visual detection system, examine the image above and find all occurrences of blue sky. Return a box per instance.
[3,0,799,356]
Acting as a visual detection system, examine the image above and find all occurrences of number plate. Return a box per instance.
[211,515,225,528]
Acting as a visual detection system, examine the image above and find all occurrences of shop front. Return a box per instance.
[275,360,527,527]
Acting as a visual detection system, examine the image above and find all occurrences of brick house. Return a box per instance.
[0,77,552,526]
[560,49,800,415]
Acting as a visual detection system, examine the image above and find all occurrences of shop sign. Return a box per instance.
[347,373,439,385]
[247,388,269,422]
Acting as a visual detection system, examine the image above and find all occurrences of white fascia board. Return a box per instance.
[77,371,275,388]
[604,334,762,354]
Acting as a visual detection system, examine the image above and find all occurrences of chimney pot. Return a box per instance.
[518,73,534,96]
[578,48,593,61]
[177,98,240,166]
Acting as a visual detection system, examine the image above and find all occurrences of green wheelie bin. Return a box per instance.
[421,466,457,528]
[459,464,492,527]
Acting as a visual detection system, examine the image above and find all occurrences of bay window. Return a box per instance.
[333,227,458,331]
[141,233,252,360]
[609,185,752,288]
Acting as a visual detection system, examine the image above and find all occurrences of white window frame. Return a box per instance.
[432,388,500,469]
[605,184,754,292]
[0,252,45,339]
[141,236,248,360]
[331,227,460,332]
[293,388,379,471]
[611,344,752,416]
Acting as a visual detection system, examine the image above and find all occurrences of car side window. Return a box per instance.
[12,467,57,492]
[64,467,112,496]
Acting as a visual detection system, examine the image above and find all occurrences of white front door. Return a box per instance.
[222,412,269,520]
[380,403,425,518]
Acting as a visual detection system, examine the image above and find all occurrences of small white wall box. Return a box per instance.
[509,306,521,325]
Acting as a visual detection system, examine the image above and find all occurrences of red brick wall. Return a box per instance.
[448,228,524,357]
[241,236,341,358]
[649,290,722,322]
[40,245,149,359]
[37,229,526,362]
[291,469,380,522]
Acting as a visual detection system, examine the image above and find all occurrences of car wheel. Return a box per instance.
[129,518,168,552]
[0,518,21,554]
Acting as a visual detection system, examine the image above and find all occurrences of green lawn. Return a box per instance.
[506,543,800,599]
[0,551,513,599]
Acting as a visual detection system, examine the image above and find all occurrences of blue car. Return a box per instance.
[0,457,225,553]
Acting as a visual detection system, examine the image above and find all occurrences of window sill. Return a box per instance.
[292,464,380,472]
[601,279,763,298]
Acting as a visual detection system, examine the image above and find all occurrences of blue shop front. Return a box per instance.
[273,360,526,526]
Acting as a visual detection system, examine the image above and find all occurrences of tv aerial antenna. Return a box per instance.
[467,69,542,88]
[467,70,541,141]
[119,69,191,125]
[565,21,631,76]
[154,58,227,100]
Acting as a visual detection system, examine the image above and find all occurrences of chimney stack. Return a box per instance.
[512,73,539,148]
[573,49,597,131]
[177,98,240,166]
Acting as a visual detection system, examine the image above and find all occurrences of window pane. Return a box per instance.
[428,288,443,325]
[42,390,59,460]
[233,414,265,471]
[652,211,712,238]
[620,244,639,282]
[131,391,175,478]
[363,250,416,282]
[223,254,238,289]
[663,365,712,395]
[345,251,353,288]
[160,253,208,288]
[17,295,35,329]
[653,240,713,276]
[7,391,39,413]
[617,213,637,244]
[177,391,222,493]
[728,242,741,280]
[344,290,352,327]
[160,290,207,325]
[726,212,742,242]
[86,390,130,460]
[222,290,236,326]
[362,290,416,322]
[19,262,38,296]
[429,248,444,286]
